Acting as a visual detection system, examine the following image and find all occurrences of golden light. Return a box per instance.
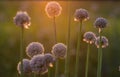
[49,63,53,67]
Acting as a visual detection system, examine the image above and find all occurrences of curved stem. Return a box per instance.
[20,27,24,77]
[85,44,90,77]
[97,29,102,77]
[65,1,71,77]
[74,20,82,77]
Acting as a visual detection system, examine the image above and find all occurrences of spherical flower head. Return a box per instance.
[30,54,48,74]
[83,32,96,44]
[94,17,107,29]
[26,42,44,58]
[45,1,62,18]
[13,11,31,29]
[17,59,32,74]
[95,36,109,48]
[74,8,89,21]
[44,53,56,67]
[51,43,67,59]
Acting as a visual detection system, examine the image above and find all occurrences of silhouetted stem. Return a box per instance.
[97,29,102,77]
[74,20,82,77]
[53,16,59,77]
[53,16,57,44]
[48,67,51,77]
[34,73,36,77]
[20,27,24,77]
[65,2,71,77]
[85,44,90,77]
[55,59,59,77]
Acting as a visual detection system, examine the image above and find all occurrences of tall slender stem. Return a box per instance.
[34,73,36,77]
[53,16,59,77]
[53,16,57,44]
[48,67,51,77]
[74,20,82,77]
[65,1,71,77]
[85,44,90,77]
[39,74,41,77]
[55,59,59,77]
[20,27,24,77]
[97,29,102,77]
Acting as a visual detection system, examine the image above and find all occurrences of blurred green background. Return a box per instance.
[0,1,120,77]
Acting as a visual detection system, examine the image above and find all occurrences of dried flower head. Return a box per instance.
[30,54,48,74]
[74,8,89,21]
[13,11,31,29]
[95,36,109,48]
[26,42,44,58]
[94,17,107,29]
[83,32,96,44]
[17,59,32,74]
[45,1,62,18]
[44,53,56,67]
[51,43,67,59]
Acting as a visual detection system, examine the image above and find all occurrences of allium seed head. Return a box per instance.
[30,54,48,74]
[83,32,96,44]
[94,17,107,29]
[13,11,31,29]
[26,42,44,58]
[17,59,32,74]
[44,53,56,67]
[45,1,62,18]
[95,36,109,48]
[51,43,67,59]
[74,8,89,21]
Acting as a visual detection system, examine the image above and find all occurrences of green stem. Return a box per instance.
[53,16,57,44]
[20,27,24,77]
[27,73,31,77]
[34,73,36,77]
[97,29,102,77]
[74,20,82,77]
[55,59,59,77]
[53,16,59,77]
[85,44,90,77]
[65,1,71,77]
[39,74,41,77]
[48,67,51,77]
